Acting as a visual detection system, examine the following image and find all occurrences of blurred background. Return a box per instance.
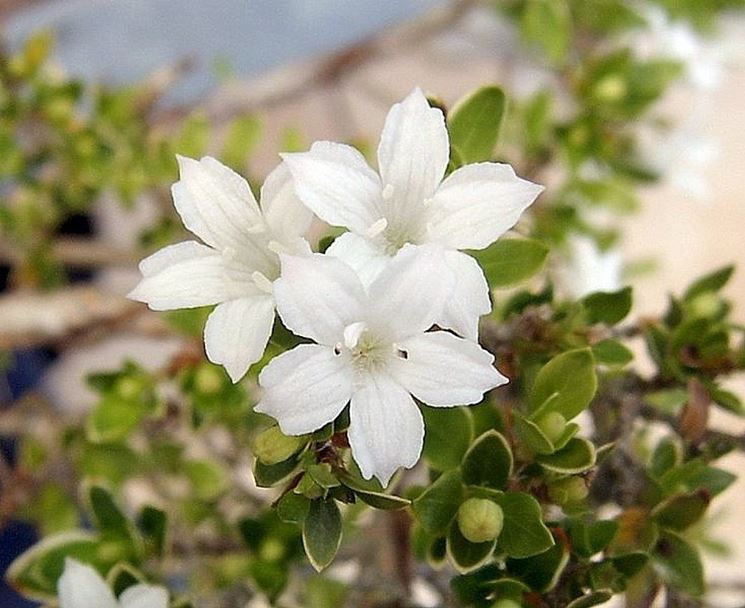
[1,1,744,606]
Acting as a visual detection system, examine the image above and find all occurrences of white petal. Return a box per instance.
[260,162,314,243]
[128,241,251,310]
[172,155,263,250]
[256,344,354,434]
[347,372,424,486]
[427,163,543,250]
[367,244,453,340]
[58,559,117,608]
[377,88,449,219]
[281,141,383,233]
[119,584,169,608]
[274,253,366,346]
[390,332,508,407]
[326,232,389,288]
[437,251,491,341]
[204,295,275,382]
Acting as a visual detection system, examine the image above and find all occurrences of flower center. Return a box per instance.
[337,322,396,372]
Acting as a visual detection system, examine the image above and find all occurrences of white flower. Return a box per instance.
[556,234,622,299]
[281,88,542,341]
[256,244,507,485]
[128,156,313,382]
[58,558,168,608]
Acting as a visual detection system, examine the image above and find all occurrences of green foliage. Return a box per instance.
[302,498,342,572]
[447,86,506,167]
[472,238,549,288]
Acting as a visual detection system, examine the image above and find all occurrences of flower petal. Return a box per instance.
[326,232,389,288]
[281,142,383,233]
[348,372,424,486]
[390,331,508,407]
[172,156,263,250]
[274,253,366,346]
[128,241,252,310]
[427,162,543,250]
[58,558,117,608]
[119,584,169,608]
[204,295,275,383]
[437,250,491,341]
[256,344,353,434]
[367,244,453,340]
[260,163,314,244]
[377,88,449,219]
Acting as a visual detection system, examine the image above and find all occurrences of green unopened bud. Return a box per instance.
[688,292,722,318]
[594,74,627,102]
[195,364,223,395]
[457,498,504,544]
[253,426,305,465]
[116,376,146,401]
[548,477,588,506]
[492,600,521,608]
[536,412,567,444]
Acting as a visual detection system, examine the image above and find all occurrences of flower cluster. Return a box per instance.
[130,88,543,484]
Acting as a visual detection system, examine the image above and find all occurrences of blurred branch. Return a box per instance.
[0,286,149,350]
[0,237,139,269]
[0,0,51,24]
[154,0,477,128]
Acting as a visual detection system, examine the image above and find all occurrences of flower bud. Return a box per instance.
[195,364,224,395]
[253,426,305,465]
[457,498,504,544]
[548,477,588,506]
[536,411,567,444]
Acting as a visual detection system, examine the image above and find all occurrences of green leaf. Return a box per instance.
[472,239,549,288]
[303,498,342,572]
[422,406,474,471]
[514,414,555,455]
[447,86,506,164]
[529,348,597,420]
[652,532,704,597]
[412,470,464,535]
[462,430,513,490]
[582,287,632,325]
[276,492,310,523]
[183,459,228,501]
[6,531,106,601]
[253,453,301,488]
[652,490,710,531]
[569,519,618,558]
[592,339,633,367]
[495,493,554,558]
[646,388,688,413]
[507,542,569,592]
[86,396,147,443]
[710,385,745,416]
[521,0,571,64]
[446,520,496,573]
[537,438,596,474]
[87,486,138,547]
[337,470,410,510]
[137,506,167,556]
[684,265,734,300]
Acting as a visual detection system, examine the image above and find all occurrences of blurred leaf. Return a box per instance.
[472,239,549,288]
[582,287,632,324]
[652,532,704,597]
